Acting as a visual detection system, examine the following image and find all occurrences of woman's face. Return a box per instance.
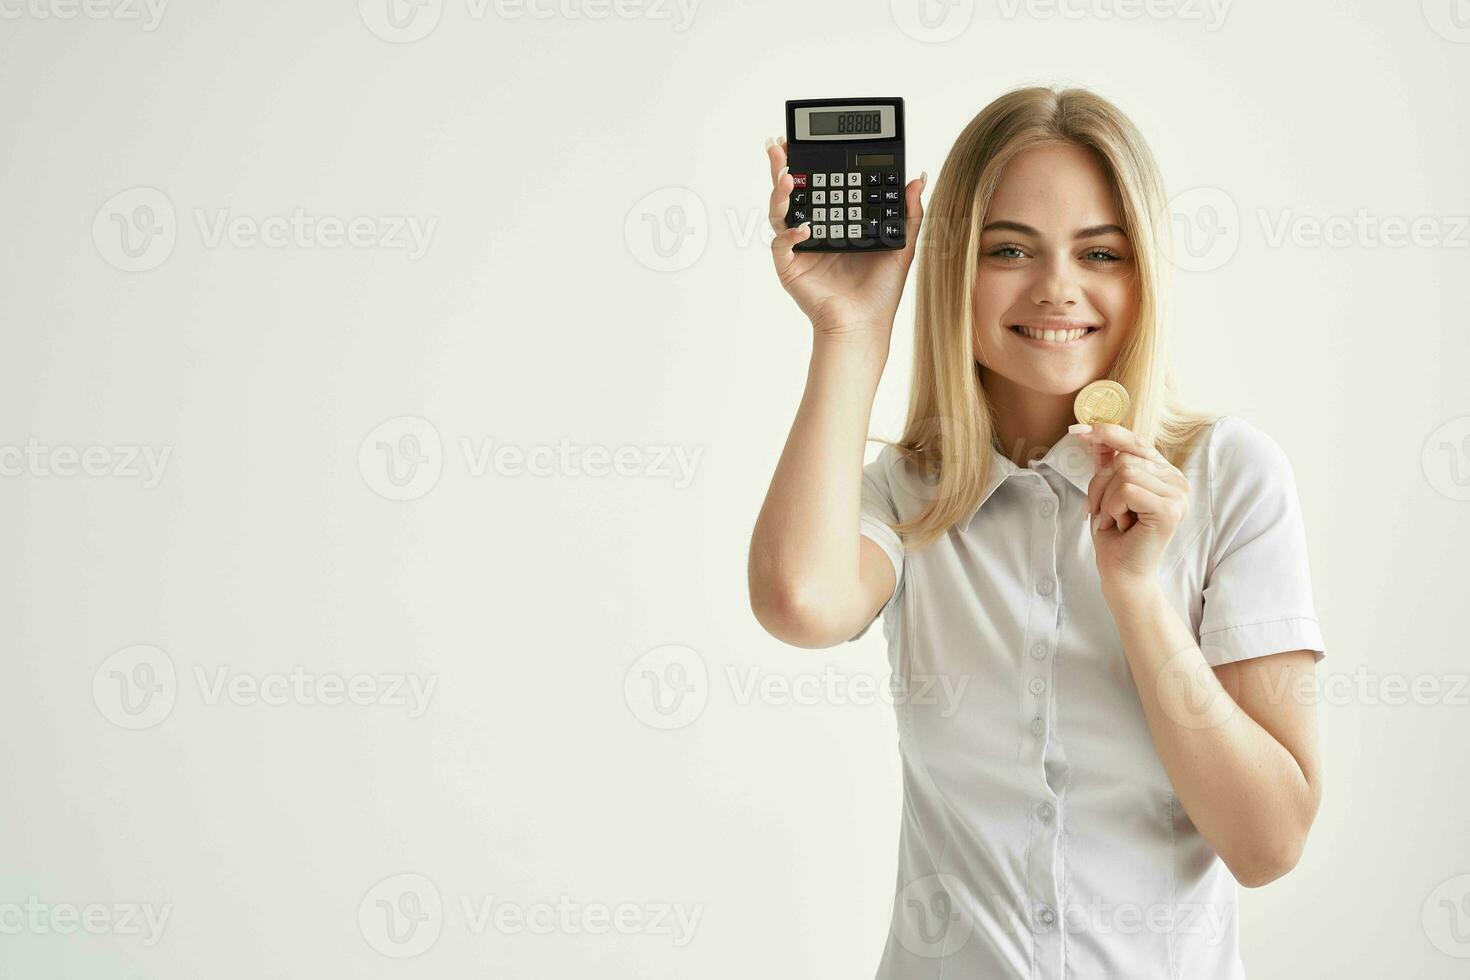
[971,142,1139,396]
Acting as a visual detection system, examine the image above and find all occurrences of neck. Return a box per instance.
[982,368,1079,467]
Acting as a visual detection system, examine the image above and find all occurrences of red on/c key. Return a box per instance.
[791,173,808,188]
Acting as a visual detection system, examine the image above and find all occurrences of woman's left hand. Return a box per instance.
[1078,423,1191,595]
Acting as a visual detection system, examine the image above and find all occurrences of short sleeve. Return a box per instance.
[1196,417,1326,667]
[848,452,905,643]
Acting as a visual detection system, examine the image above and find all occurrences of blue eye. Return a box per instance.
[1084,248,1122,263]
[989,245,1026,261]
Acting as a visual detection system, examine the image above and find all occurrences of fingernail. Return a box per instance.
[779,165,789,177]
[1068,423,1092,435]
[920,170,929,188]
[765,136,777,149]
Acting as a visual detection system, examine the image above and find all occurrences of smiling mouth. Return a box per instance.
[1009,324,1100,346]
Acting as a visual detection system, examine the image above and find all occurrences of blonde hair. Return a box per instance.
[878,85,1220,551]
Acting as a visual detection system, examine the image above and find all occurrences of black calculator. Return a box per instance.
[784,97,905,252]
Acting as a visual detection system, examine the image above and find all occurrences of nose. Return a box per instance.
[1029,253,1080,308]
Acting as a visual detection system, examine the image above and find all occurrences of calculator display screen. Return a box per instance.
[794,104,897,141]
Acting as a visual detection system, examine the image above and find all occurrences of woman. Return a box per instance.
[747,86,1326,979]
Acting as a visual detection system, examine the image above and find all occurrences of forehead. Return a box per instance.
[986,142,1121,228]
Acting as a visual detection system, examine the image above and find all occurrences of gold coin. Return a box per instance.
[1073,379,1130,426]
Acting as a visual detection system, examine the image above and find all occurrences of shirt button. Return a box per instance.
[1038,905,1057,926]
[1039,500,1054,517]
[1037,802,1055,822]
[1029,678,1046,695]
[1030,642,1047,660]
[1037,579,1054,596]
[1031,716,1045,736]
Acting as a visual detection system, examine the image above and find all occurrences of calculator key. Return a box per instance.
[885,172,899,184]
[866,189,880,205]
[792,173,808,188]
[865,217,881,236]
[847,189,861,204]
[847,172,860,186]
[789,208,808,223]
[812,190,825,205]
[882,222,902,237]
[813,208,826,222]
[883,189,901,203]
[867,172,881,186]
[791,190,807,205]
[830,224,846,239]
[847,206,862,221]
[847,224,862,239]
[811,224,826,239]
[812,173,826,187]
[883,206,901,220]
[829,172,845,187]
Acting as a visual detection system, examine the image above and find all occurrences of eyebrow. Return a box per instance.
[981,220,1127,239]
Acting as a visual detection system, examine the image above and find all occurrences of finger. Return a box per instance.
[1096,462,1176,529]
[766,136,788,186]
[1085,444,1120,516]
[1098,483,1171,534]
[898,170,927,262]
[768,167,794,236]
[771,221,811,274]
[1080,422,1166,465]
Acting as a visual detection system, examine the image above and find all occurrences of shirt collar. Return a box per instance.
[961,430,1096,533]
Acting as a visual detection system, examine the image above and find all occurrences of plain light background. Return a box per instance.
[2,1,1468,977]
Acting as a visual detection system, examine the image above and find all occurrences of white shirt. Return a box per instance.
[851,414,1325,980]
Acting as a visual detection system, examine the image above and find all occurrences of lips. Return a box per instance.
[1009,322,1100,344]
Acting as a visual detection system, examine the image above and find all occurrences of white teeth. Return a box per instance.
[1016,325,1090,342]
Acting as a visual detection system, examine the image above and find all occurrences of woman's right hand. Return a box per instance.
[766,136,928,344]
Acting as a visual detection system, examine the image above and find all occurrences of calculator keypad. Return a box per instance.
[787,169,904,248]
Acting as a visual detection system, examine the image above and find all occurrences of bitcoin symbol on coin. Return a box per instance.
[1073,380,1131,426]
